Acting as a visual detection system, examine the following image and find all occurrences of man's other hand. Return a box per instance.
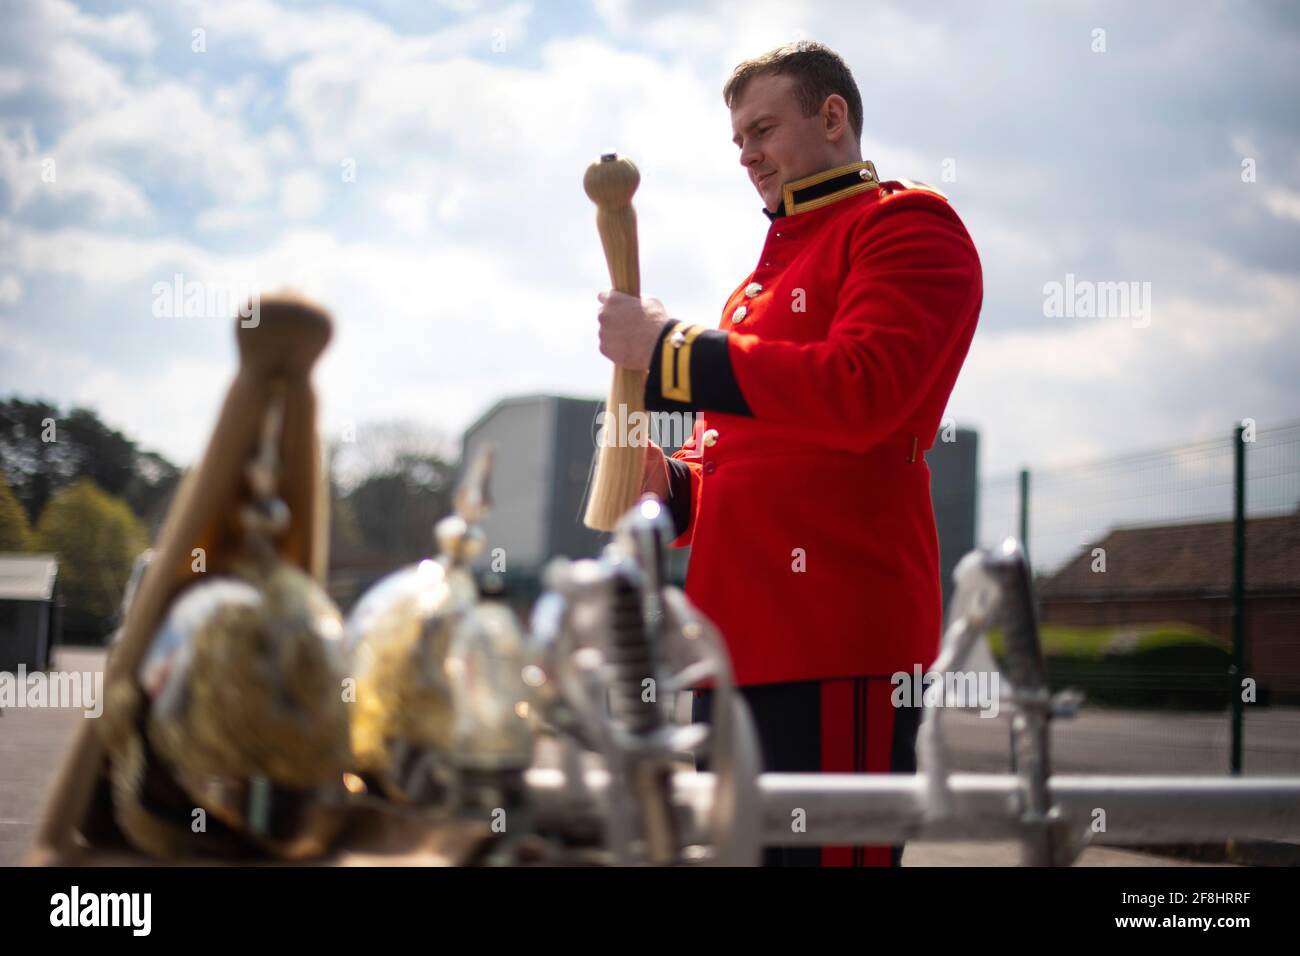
[597,290,669,371]
[641,439,670,501]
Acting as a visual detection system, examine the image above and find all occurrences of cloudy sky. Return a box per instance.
[1,0,1297,496]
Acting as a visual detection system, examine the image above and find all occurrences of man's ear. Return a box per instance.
[822,93,850,143]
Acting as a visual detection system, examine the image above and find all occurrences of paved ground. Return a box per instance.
[937,703,1300,777]
[4,649,1295,866]
[1,648,105,867]
[902,701,1299,865]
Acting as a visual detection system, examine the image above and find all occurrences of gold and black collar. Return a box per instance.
[764,159,880,220]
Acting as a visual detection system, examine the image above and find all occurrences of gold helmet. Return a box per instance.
[107,382,352,860]
[133,559,350,855]
[344,446,533,809]
[345,556,463,802]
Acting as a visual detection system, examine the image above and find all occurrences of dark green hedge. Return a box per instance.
[987,624,1234,710]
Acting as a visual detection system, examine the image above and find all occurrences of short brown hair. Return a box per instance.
[723,41,864,140]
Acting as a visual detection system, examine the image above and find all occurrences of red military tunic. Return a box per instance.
[646,160,983,687]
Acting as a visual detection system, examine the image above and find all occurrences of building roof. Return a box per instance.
[462,393,602,444]
[1039,512,1300,599]
[0,553,59,601]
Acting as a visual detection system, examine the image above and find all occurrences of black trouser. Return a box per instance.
[693,677,922,867]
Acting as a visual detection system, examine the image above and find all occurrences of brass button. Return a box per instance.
[704,461,717,475]
[744,282,762,297]
[670,328,686,348]
[702,428,718,448]
[732,305,748,324]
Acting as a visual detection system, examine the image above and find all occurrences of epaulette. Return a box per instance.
[878,179,949,201]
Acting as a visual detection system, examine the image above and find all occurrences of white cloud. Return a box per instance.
[182,0,530,63]
[55,83,273,205]
[1,62,274,225]
[1262,187,1300,224]
[382,191,431,235]
[0,319,229,464]
[951,261,1300,474]
[195,206,262,232]
[594,0,817,66]
[42,39,129,112]
[1230,134,1257,158]
[6,213,622,461]
[44,0,159,57]
[13,227,218,286]
[592,0,630,33]
[0,124,154,222]
[0,0,1296,482]
[279,170,325,220]
[0,2,150,121]
[0,274,23,307]
[0,67,24,96]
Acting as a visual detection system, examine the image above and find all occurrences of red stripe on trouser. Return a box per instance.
[819,677,897,867]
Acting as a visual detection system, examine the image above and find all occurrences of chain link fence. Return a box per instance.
[972,420,1300,777]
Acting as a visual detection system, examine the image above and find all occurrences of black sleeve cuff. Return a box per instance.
[645,322,752,417]
[664,457,693,539]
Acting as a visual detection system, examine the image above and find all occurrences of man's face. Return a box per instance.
[730,72,841,213]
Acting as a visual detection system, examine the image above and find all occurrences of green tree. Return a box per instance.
[328,482,369,564]
[0,397,179,525]
[0,398,66,520]
[34,478,148,642]
[0,472,32,551]
[328,421,458,564]
[348,456,456,561]
[121,449,181,535]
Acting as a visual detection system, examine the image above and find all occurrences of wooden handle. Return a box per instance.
[583,153,649,532]
[584,153,641,297]
[28,292,334,863]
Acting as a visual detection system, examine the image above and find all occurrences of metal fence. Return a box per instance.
[972,420,1300,778]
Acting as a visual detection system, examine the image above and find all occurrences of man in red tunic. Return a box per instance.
[595,41,983,866]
